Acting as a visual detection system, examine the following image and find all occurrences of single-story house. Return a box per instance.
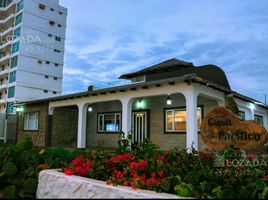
[15,58,268,150]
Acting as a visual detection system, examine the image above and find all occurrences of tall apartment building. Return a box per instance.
[0,0,67,113]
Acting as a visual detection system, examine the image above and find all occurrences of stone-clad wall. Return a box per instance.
[87,101,121,149]
[17,103,48,147]
[51,106,78,148]
[86,94,218,151]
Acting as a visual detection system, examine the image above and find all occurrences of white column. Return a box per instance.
[250,107,255,120]
[184,89,198,151]
[77,103,87,148]
[120,97,133,139]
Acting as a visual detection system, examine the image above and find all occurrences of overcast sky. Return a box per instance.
[59,0,268,104]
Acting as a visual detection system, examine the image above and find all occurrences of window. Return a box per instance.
[39,3,46,10]
[53,77,57,80]
[54,63,59,67]
[49,21,55,25]
[239,111,245,120]
[15,13,22,25]
[59,11,62,15]
[9,71,16,83]
[12,42,20,53]
[48,34,52,37]
[46,61,50,64]
[24,112,39,130]
[98,113,121,133]
[58,24,62,27]
[7,102,14,114]
[254,115,263,126]
[165,107,202,133]
[50,8,54,11]
[55,36,61,42]
[10,56,18,68]
[44,75,49,78]
[54,49,60,53]
[16,0,24,12]
[38,60,42,64]
[53,91,57,94]
[44,90,48,93]
[13,27,21,39]
[8,86,15,98]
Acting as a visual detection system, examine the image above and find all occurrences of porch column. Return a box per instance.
[120,97,133,139]
[184,89,198,151]
[250,104,255,120]
[77,103,87,148]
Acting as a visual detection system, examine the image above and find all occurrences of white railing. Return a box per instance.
[0,68,9,76]
[0,26,13,37]
[0,53,11,63]
[0,40,12,49]
[0,0,15,11]
[0,97,7,104]
[0,13,15,24]
[0,82,8,90]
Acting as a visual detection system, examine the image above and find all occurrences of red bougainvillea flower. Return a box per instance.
[106,179,111,185]
[130,161,148,170]
[247,154,256,160]
[124,180,129,186]
[158,171,164,178]
[111,153,132,162]
[64,168,73,176]
[71,155,85,167]
[264,175,268,181]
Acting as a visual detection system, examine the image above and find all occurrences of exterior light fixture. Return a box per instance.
[137,98,143,109]
[88,105,93,112]
[166,96,172,105]
[16,106,24,113]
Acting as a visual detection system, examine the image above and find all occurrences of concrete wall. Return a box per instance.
[51,106,78,148]
[17,103,48,146]
[37,170,182,199]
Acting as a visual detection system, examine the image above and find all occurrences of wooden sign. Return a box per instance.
[200,107,268,151]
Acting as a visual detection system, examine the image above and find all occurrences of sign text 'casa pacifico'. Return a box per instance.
[200,107,268,150]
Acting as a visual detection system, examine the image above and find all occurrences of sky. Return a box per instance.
[59,0,268,104]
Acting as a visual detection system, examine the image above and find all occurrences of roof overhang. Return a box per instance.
[14,74,268,110]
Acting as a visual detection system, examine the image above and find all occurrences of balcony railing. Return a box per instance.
[0,26,13,37]
[0,82,8,90]
[0,68,8,77]
[0,97,7,104]
[0,0,13,9]
[0,40,12,49]
[0,53,11,63]
[0,13,15,24]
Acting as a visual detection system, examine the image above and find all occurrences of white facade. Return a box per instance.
[0,0,67,113]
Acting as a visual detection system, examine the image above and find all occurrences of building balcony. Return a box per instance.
[0,26,13,37]
[0,97,7,104]
[0,40,12,49]
[0,53,11,63]
[0,0,15,11]
[0,68,9,77]
[0,13,15,26]
[0,82,8,90]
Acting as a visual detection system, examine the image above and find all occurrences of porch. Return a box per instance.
[49,81,225,151]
